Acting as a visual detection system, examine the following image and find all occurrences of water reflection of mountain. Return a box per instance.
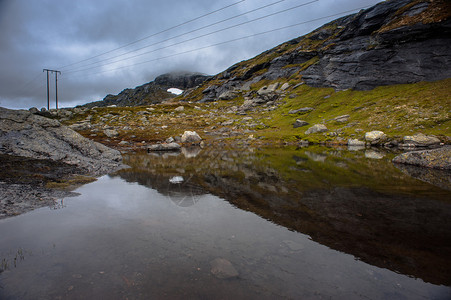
[113,146,451,285]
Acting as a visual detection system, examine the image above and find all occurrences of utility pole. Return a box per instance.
[43,69,61,110]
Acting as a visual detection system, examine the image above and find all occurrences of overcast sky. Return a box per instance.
[0,0,382,109]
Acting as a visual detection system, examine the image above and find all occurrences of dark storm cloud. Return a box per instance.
[0,0,382,109]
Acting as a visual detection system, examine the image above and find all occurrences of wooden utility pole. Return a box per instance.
[43,69,61,110]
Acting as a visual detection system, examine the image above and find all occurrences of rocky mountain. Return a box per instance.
[189,0,450,102]
[82,71,211,108]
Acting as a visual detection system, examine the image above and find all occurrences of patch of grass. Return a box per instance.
[247,79,451,143]
[45,175,97,190]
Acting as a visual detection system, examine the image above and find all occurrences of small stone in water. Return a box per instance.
[210,258,239,279]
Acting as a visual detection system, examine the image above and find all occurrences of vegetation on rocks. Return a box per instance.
[57,78,450,149]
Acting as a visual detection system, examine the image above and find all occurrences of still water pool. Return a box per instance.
[1,146,450,299]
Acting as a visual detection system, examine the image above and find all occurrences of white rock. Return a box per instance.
[280,83,290,91]
[364,131,387,144]
[181,131,202,144]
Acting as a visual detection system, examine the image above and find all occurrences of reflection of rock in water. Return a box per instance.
[113,148,451,285]
[168,176,205,207]
[395,164,451,191]
[305,151,327,162]
[182,146,202,158]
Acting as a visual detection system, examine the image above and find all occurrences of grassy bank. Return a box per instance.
[60,78,450,148]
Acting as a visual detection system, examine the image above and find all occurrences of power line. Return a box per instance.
[62,0,289,73]
[43,69,61,110]
[58,0,246,70]
[64,0,318,74]
[63,5,371,79]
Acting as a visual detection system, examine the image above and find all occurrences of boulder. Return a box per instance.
[147,142,181,152]
[104,129,119,138]
[293,120,309,128]
[305,124,328,134]
[181,131,202,144]
[0,107,122,175]
[365,131,387,145]
[29,107,39,114]
[392,146,451,170]
[175,106,185,112]
[402,133,440,147]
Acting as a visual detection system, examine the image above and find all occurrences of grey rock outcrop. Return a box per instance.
[198,1,451,95]
[299,1,451,90]
[393,146,451,170]
[0,107,122,175]
[402,133,441,147]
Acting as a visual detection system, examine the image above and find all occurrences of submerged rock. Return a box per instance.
[392,146,451,170]
[210,258,239,279]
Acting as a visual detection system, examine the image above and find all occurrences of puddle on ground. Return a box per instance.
[0,146,450,299]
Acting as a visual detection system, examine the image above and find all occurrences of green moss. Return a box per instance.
[45,175,96,190]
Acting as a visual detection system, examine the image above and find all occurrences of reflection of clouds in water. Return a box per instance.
[84,176,163,212]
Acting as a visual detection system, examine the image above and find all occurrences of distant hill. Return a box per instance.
[81,72,211,108]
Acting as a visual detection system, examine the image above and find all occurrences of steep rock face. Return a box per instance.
[193,0,451,101]
[0,107,122,175]
[301,1,451,90]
